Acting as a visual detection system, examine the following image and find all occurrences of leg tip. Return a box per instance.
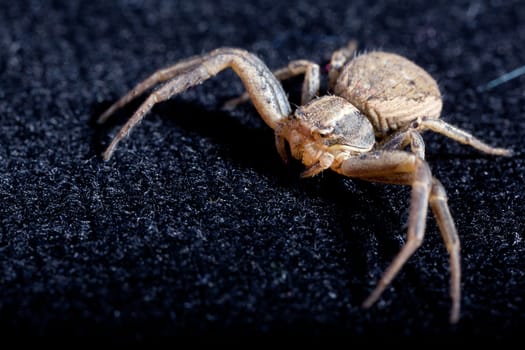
[361,286,383,309]
[449,300,461,324]
[102,144,116,161]
[361,298,375,309]
[97,111,112,124]
[500,148,514,157]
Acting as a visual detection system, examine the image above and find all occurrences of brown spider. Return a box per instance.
[98,41,511,323]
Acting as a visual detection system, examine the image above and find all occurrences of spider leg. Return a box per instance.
[98,55,205,124]
[429,178,461,324]
[340,151,461,322]
[340,151,432,308]
[378,128,426,159]
[419,117,512,156]
[328,39,358,90]
[223,59,321,109]
[377,114,513,158]
[102,48,292,160]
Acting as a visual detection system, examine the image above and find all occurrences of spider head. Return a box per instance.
[280,96,375,170]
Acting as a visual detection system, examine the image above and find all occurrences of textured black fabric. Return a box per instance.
[1,0,523,341]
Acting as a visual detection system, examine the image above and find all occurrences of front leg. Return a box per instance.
[339,151,461,322]
[100,48,292,160]
[341,152,433,310]
[429,178,461,323]
[223,59,321,109]
[97,55,204,124]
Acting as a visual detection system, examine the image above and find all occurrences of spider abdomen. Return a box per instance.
[334,51,442,137]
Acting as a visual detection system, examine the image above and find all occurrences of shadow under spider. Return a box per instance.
[89,96,439,283]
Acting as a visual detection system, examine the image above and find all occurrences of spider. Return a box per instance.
[97,41,511,323]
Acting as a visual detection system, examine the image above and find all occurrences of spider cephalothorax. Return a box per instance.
[98,41,511,323]
[276,95,375,178]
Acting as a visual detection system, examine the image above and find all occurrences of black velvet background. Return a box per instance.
[1,0,524,341]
